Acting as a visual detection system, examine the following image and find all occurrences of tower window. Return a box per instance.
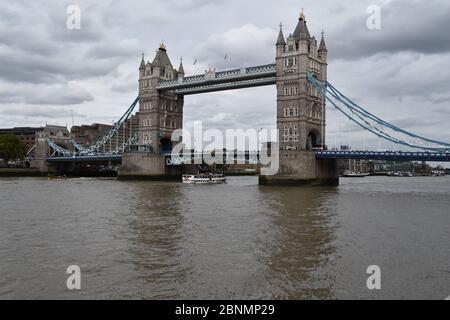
[143,132,152,144]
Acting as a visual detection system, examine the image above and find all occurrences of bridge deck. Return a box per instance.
[47,155,123,163]
[46,150,450,164]
[316,150,450,162]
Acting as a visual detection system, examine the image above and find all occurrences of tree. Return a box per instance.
[0,134,26,163]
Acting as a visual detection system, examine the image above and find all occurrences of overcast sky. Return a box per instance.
[0,0,449,151]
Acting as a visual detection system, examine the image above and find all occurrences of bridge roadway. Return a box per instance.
[46,150,450,164]
[46,155,122,163]
[315,150,450,162]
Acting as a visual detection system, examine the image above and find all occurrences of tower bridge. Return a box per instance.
[39,11,450,184]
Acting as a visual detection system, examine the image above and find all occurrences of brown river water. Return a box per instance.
[0,176,449,299]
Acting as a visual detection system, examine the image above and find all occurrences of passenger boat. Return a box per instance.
[182,173,226,184]
[342,171,370,178]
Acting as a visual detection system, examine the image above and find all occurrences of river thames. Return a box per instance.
[0,176,448,299]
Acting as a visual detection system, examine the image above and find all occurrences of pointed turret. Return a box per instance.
[293,9,311,42]
[319,31,328,52]
[139,51,145,70]
[178,58,185,75]
[152,42,172,68]
[276,23,286,46]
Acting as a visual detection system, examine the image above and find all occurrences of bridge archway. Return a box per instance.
[307,129,320,150]
[160,137,172,154]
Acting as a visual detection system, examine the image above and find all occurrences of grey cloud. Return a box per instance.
[194,24,277,69]
[0,83,93,105]
[85,39,140,59]
[0,51,122,84]
[328,0,450,60]
[0,1,137,84]
[110,82,138,93]
[0,106,86,119]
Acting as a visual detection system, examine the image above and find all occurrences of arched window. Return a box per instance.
[143,132,152,144]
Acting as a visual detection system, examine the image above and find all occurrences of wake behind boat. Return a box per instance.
[182,173,226,184]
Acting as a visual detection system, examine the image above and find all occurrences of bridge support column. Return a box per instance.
[118,153,181,180]
[259,150,338,186]
[259,15,338,186]
[31,135,51,173]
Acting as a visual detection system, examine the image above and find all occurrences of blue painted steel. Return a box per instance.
[46,96,139,159]
[306,72,450,151]
[316,150,450,162]
[165,151,261,166]
[46,155,122,163]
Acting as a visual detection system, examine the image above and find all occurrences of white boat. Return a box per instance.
[342,171,370,178]
[182,173,226,184]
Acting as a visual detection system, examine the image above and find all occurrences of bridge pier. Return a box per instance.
[118,153,181,180]
[259,150,338,186]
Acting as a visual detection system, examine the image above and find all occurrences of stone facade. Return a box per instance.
[119,43,185,178]
[71,123,112,146]
[118,153,181,180]
[137,43,184,154]
[261,12,338,186]
[275,12,328,153]
[259,150,338,186]
[31,125,72,172]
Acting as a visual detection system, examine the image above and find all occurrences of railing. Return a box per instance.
[165,150,262,166]
[316,150,450,161]
[47,154,123,163]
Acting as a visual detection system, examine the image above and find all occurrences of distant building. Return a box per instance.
[372,160,432,176]
[71,123,112,146]
[0,126,44,155]
[42,125,70,138]
[71,116,139,151]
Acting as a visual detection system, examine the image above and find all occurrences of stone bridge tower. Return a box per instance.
[260,11,338,185]
[119,43,184,179]
[137,43,184,154]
